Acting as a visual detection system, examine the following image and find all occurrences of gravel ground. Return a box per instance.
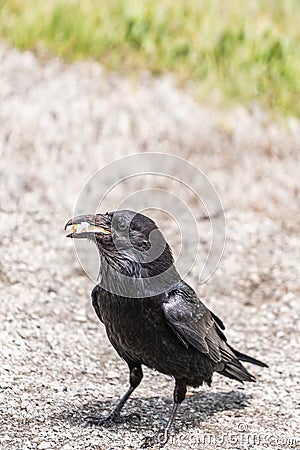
[0,45,299,450]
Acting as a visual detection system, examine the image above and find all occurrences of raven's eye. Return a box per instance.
[116,218,128,231]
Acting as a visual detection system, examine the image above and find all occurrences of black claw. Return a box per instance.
[125,412,141,422]
[86,415,113,426]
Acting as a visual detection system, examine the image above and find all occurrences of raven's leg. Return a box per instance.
[87,362,143,426]
[141,378,187,448]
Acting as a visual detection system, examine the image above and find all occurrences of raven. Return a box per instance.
[65,210,267,447]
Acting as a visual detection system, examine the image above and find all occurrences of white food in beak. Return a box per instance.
[66,222,110,234]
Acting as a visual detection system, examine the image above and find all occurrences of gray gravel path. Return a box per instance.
[0,45,299,449]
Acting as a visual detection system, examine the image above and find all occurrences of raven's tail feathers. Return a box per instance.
[228,345,268,368]
[219,345,268,383]
[220,360,256,383]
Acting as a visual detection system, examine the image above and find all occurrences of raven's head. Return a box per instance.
[65,210,177,281]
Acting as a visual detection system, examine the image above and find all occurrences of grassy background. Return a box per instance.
[1,0,300,117]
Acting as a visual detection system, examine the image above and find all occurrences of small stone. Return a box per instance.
[38,442,51,450]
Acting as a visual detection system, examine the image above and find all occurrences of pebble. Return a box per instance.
[38,442,52,450]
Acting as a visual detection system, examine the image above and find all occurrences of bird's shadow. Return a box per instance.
[57,388,252,433]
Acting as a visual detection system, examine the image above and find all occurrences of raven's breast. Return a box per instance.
[93,290,214,386]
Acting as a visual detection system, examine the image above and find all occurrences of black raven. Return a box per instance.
[65,210,267,447]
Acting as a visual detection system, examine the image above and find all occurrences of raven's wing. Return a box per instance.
[162,281,234,364]
[91,285,103,323]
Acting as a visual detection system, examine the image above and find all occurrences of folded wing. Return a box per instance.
[162,281,265,382]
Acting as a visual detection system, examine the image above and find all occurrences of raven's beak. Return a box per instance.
[65,214,111,238]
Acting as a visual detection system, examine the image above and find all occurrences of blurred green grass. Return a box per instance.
[1,0,300,117]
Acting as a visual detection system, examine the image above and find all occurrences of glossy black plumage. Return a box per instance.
[65,209,267,446]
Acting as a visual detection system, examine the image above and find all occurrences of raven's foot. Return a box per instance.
[140,430,170,448]
[87,412,141,426]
